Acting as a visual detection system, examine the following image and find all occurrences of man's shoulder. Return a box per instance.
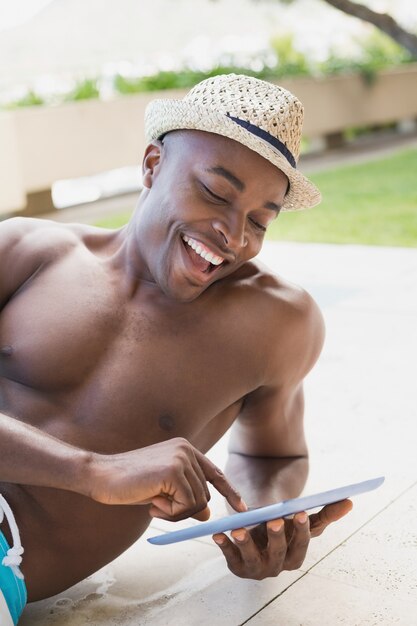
[0,217,90,265]
[219,260,325,381]
[0,218,93,307]
[1,216,81,250]
[224,259,321,325]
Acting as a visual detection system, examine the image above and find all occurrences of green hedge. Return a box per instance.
[2,31,413,109]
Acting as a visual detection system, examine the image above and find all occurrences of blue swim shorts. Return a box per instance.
[0,496,27,625]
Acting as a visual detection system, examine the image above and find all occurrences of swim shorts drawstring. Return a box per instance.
[0,495,24,580]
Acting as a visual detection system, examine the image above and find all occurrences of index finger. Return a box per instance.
[192,505,211,521]
[195,451,247,513]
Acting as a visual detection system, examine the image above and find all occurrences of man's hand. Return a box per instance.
[212,499,353,579]
[86,437,247,521]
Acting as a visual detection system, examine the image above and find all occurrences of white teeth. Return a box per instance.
[182,235,224,266]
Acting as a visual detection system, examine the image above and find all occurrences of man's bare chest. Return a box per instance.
[0,263,256,452]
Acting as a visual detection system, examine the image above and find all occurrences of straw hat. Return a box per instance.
[145,73,321,211]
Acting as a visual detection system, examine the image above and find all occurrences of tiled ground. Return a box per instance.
[21,241,417,625]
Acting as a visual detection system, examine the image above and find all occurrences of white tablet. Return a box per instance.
[147,476,384,545]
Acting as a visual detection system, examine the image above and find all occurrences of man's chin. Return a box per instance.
[158,256,240,303]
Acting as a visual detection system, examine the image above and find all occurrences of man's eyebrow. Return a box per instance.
[205,167,245,192]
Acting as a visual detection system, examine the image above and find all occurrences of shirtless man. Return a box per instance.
[0,74,352,623]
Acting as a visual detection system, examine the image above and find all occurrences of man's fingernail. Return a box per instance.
[298,512,308,524]
[213,535,225,545]
[269,520,284,533]
[233,530,246,542]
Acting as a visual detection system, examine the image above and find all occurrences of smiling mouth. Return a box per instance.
[181,235,225,274]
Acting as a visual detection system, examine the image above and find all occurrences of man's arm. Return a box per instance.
[225,383,309,509]
[226,286,323,506]
[0,411,245,519]
[214,287,352,578]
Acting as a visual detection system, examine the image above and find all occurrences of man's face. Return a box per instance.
[136,130,289,302]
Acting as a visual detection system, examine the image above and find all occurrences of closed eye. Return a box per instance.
[201,183,227,204]
[249,218,267,232]
[200,180,268,232]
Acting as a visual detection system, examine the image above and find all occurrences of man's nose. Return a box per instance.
[212,214,248,251]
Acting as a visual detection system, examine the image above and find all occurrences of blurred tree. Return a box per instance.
[323,0,417,56]
[251,0,417,57]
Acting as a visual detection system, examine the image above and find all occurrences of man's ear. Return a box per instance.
[142,140,163,189]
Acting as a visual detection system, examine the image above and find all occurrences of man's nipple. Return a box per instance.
[0,345,13,357]
[158,414,175,432]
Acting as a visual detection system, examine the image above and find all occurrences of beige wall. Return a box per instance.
[0,112,25,213]
[283,65,417,137]
[1,65,416,215]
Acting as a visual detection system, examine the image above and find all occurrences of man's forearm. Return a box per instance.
[0,412,92,494]
[224,452,309,510]
[0,414,245,516]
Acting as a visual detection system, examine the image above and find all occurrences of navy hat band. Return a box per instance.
[226,113,296,169]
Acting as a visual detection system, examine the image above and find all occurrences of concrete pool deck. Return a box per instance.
[20,239,417,625]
